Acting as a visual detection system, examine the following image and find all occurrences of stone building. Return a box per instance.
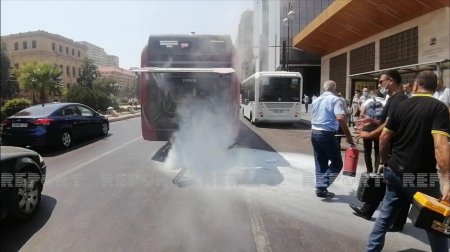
[2,30,87,91]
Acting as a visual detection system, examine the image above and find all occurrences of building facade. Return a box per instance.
[97,66,136,99]
[252,0,334,97]
[105,55,119,68]
[78,41,119,68]
[293,0,450,99]
[1,30,87,90]
[236,10,254,81]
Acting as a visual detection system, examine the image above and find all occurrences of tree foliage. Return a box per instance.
[65,85,98,109]
[17,62,63,103]
[1,43,19,102]
[93,76,118,95]
[65,85,116,112]
[77,58,100,89]
[1,98,32,118]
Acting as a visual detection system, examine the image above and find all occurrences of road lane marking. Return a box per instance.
[46,137,141,185]
[247,192,272,252]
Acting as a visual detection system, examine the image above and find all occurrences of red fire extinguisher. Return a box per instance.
[343,144,359,177]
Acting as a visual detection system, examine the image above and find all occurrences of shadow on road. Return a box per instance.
[0,195,57,252]
[37,134,111,157]
[235,121,279,151]
[152,121,288,188]
[243,121,311,131]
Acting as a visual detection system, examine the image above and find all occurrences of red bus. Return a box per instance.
[135,34,240,141]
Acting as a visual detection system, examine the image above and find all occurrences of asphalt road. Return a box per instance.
[1,116,442,252]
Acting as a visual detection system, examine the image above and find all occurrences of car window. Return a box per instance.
[14,104,60,117]
[62,106,78,116]
[77,106,94,116]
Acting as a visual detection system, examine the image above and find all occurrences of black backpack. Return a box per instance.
[366,98,384,120]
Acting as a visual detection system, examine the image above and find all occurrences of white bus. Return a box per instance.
[240,71,303,124]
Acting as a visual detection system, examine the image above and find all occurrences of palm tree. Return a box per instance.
[17,62,63,103]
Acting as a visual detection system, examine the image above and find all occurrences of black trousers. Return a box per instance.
[363,138,379,173]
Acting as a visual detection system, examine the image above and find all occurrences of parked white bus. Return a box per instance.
[240,71,303,124]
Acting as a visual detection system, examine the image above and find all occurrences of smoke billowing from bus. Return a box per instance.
[165,92,237,175]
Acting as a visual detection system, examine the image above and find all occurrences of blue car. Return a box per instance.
[1,103,109,148]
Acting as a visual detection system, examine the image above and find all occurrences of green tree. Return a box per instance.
[17,62,63,103]
[77,58,100,89]
[1,43,19,102]
[93,76,118,95]
[66,85,98,109]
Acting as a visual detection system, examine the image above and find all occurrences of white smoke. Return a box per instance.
[165,92,237,178]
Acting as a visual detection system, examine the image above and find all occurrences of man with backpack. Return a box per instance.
[359,91,385,173]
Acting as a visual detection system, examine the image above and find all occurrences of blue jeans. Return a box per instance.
[311,130,343,190]
[367,167,448,252]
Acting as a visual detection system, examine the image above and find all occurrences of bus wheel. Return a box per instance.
[250,113,254,125]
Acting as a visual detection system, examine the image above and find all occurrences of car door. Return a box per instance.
[76,105,98,136]
[60,105,83,139]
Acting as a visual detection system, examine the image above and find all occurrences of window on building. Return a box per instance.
[66,66,70,76]
[66,47,69,54]
[72,48,75,56]
[32,40,37,49]
[59,45,62,53]
[52,42,56,51]
[72,67,76,76]
[350,43,375,75]
[78,50,80,57]
[380,27,418,69]
[23,41,28,49]
[67,83,71,89]
[329,53,347,95]
[14,42,19,50]
[78,68,81,76]
[14,63,19,69]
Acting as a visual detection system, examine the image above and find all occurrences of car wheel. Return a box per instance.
[250,112,254,125]
[101,122,109,136]
[9,167,42,221]
[60,131,72,148]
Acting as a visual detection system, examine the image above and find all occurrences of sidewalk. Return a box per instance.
[105,111,141,122]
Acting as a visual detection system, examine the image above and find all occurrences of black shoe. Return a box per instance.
[387,225,403,232]
[349,204,372,220]
[315,189,335,198]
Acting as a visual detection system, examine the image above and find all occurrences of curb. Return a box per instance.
[108,113,141,123]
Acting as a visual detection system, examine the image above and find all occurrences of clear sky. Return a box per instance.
[1,0,253,69]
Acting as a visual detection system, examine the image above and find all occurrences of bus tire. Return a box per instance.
[250,113,254,125]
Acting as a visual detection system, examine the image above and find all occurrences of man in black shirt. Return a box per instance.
[350,70,408,221]
[366,70,450,252]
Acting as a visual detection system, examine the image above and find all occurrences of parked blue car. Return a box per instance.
[1,103,109,148]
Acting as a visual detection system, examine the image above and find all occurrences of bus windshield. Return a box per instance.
[259,77,300,102]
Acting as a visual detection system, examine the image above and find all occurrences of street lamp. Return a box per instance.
[283,1,296,71]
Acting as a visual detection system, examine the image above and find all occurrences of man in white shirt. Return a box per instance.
[433,78,450,114]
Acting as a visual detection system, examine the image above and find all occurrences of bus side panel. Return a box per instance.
[140,46,157,140]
